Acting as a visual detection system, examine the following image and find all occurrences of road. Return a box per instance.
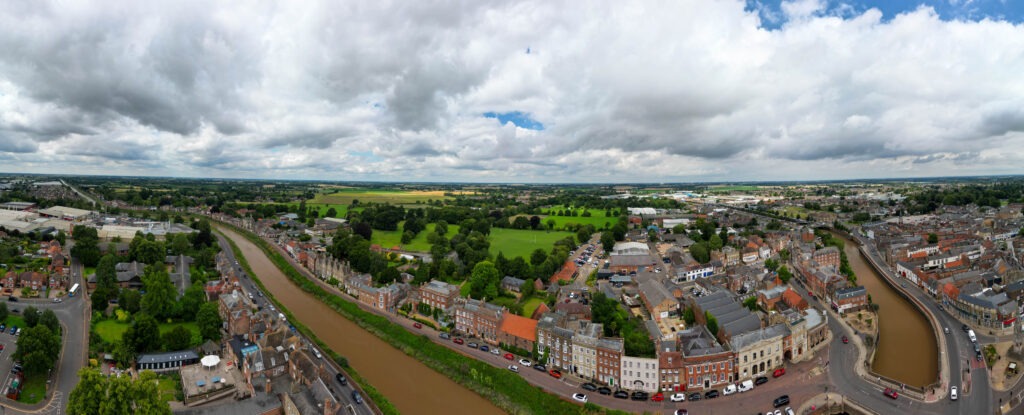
[212,231,372,415]
[59,179,98,208]
[0,258,88,414]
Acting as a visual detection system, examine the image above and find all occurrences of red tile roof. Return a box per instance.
[499,312,538,342]
[550,261,577,283]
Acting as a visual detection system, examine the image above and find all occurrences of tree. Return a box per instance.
[743,296,758,311]
[545,218,556,230]
[125,313,161,353]
[352,222,373,241]
[683,307,696,325]
[68,368,171,415]
[512,216,530,229]
[23,305,39,327]
[70,225,101,267]
[764,258,779,273]
[522,278,536,298]
[170,233,191,256]
[178,283,206,321]
[529,216,541,230]
[68,368,105,414]
[530,248,548,266]
[401,230,415,244]
[689,242,710,264]
[15,325,60,374]
[468,261,500,300]
[118,289,142,314]
[39,309,60,334]
[709,234,723,251]
[192,219,213,249]
[927,233,939,244]
[705,312,719,337]
[0,302,7,324]
[778,266,793,284]
[196,302,223,341]
[162,325,194,351]
[140,268,177,320]
[92,254,120,311]
[601,232,615,252]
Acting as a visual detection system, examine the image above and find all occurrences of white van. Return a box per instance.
[738,379,754,392]
[968,329,977,343]
[722,384,737,395]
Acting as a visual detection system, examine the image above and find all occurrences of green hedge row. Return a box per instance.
[215,221,630,415]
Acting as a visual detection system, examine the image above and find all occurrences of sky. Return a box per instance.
[1,0,1024,183]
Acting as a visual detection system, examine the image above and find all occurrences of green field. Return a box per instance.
[536,210,615,230]
[521,297,543,318]
[370,223,461,251]
[489,228,575,260]
[16,375,46,403]
[312,189,454,205]
[775,205,812,218]
[3,315,26,329]
[95,320,200,345]
[236,201,357,218]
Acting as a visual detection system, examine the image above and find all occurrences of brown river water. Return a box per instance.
[835,233,937,387]
[218,226,504,415]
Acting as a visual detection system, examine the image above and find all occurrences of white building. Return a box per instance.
[620,356,659,392]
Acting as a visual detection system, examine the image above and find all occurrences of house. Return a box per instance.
[832,286,868,315]
[418,279,460,311]
[638,279,678,320]
[621,356,659,392]
[501,276,526,293]
[571,322,603,381]
[497,312,538,352]
[678,326,735,391]
[812,247,840,270]
[453,298,505,343]
[536,312,576,371]
[136,350,199,372]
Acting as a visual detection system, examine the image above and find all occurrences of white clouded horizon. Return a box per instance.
[1,0,1023,183]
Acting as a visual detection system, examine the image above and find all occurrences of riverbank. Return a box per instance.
[214,220,626,415]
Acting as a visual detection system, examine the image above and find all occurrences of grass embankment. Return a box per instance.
[215,221,624,415]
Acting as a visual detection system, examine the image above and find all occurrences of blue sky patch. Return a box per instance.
[483,111,545,130]
[748,0,1024,29]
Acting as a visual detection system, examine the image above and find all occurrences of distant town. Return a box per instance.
[0,176,1021,415]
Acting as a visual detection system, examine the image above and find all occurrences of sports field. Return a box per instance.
[488,228,575,260]
[370,223,461,251]
[312,189,454,205]
[538,208,616,230]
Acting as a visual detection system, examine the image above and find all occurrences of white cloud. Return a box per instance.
[0,0,1022,182]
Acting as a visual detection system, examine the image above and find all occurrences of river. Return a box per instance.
[217,226,505,415]
[835,233,937,387]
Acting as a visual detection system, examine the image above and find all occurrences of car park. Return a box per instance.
[335,373,348,386]
[773,368,786,378]
[598,386,612,395]
[507,365,519,373]
[651,392,664,402]
[613,390,629,399]
[581,383,597,391]
[755,376,769,386]
[670,393,685,402]
[704,389,719,399]
[688,392,702,401]
[572,393,588,403]
[883,388,898,399]
[519,358,532,366]
[773,395,790,408]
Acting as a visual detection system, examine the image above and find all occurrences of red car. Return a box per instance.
[884,388,899,399]
[413,322,422,329]
[504,353,514,360]
[842,336,849,344]
[548,369,562,379]
[453,338,464,345]
[651,392,664,402]
[773,368,786,378]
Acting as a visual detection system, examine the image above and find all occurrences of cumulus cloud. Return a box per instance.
[0,0,1022,181]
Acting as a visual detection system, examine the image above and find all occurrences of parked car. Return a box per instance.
[7,296,17,302]
[704,389,719,399]
[467,342,478,349]
[490,347,501,355]
[572,393,588,403]
[480,345,489,352]
[613,390,629,399]
[738,379,754,392]
[598,386,612,395]
[504,353,514,360]
[884,388,898,399]
[532,364,546,372]
[413,322,422,329]
[581,383,597,392]
[669,393,685,402]
[651,392,664,402]
[773,368,786,378]
[785,407,795,415]
[519,358,532,366]
[773,395,790,408]
[0,324,5,332]
[439,332,451,340]
[722,384,736,395]
[9,326,16,335]
[0,344,4,352]
[755,376,769,386]
[548,369,562,379]
[950,386,958,401]
[687,392,702,401]
[350,391,363,405]
[507,365,519,373]
[631,391,649,401]
[453,338,464,345]
[675,410,689,415]
[335,373,348,386]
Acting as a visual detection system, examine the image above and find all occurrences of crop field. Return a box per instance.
[311,189,454,205]
[488,228,575,260]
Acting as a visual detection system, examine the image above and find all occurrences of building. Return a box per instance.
[638,279,679,321]
[418,279,460,311]
[571,322,603,381]
[692,290,761,340]
[454,298,505,343]
[136,350,200,372]
[596,338,624,386]
[832,286,868,315]
[36,206,94,221]
[501,276,526,293]
[497,312,538,352]
[812,247,841,270]
[621,356,659,392]
[730,324,788,381]
[536,312,576,371]
[609,242,655,273]
[676,326,734,392]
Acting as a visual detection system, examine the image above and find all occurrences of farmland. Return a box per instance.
[311,189,455,206]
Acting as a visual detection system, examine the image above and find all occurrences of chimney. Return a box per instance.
[265,378,271,394]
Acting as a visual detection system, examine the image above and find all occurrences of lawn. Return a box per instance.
[460,282,471,297]
[16,375,46,404]
[521,297,543,318]
[775,205,812,219]
[370,223,461,252]
[538,208,617,230]
[156,375,180,403]
[489,228,575,260]
[95,320,200,345]
[311,189,453,205]
[3,315,26,330]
